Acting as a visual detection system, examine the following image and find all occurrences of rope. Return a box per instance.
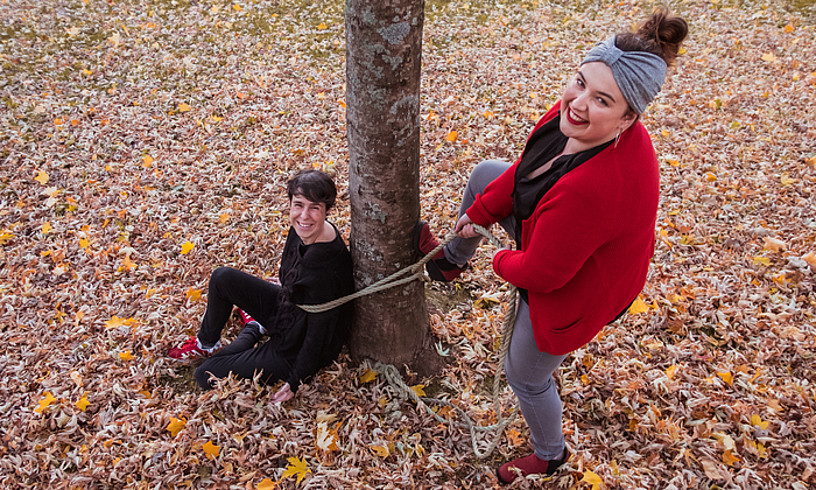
[298,224,519,459]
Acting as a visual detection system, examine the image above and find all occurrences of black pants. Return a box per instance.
[194,267,291,389]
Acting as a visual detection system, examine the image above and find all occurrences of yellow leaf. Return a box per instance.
[180,241,195,254]
[42,222,52,234]
[483,110,494,119]
[678,47,687,55]
[722,449,740,466]
[219,211,230,224]
[580,374,590,385]
[705,172,717,182]
[178,102,192,112]
[142,155,154,167]
[717,371,733,386]
[317,22,328,30]
[410,384,426,398]
[185,288,202,302]
[784,24,794,33]
[666,158,680,167]
[803,252,816,268]
[82,68,93,75]
[79,238,90,249]
[232,3,242,11]
[119,350,134,361]
[752,256,771,267]
[580,470,602,490]
[209,115,223,122]
[105,315,127,329]
[761,52,777,63]
[35,392,57,414]
[665,364,678,380]
[35,170,49,185]
[805,156,816,166]
[166,417,187,437]
[751,414,769,430]
[359,369,378,383]
[628,296,649,315]
[0,230,14,246]
[370,445,390,458]
[780,174,796,186]
[76,394,90,412]
[203,440,220,459]
[257,479,277,490]
[281,456,310,484]
[445,130,457,142]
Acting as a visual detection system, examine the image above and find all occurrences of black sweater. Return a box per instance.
[274,225,354,391]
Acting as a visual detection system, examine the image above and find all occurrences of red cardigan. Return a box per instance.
[466,103,659,355]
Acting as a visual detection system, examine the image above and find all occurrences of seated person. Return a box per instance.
[168,169,354,403]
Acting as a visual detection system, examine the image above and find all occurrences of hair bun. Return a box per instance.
[636,7,688,67]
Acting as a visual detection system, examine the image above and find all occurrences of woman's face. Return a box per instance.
[289,194,327,245]
[559,61,637,153]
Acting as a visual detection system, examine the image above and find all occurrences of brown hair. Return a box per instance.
[287,169,337,210]
[616,7,688,68]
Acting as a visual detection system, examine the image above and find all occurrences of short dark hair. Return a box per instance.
[286,169,337,210]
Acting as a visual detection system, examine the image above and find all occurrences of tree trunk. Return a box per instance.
[346,0,427,366]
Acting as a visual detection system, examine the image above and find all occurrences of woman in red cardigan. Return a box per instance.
[415,9,687,483]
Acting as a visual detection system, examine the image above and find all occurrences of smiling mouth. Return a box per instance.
[566,107,588,125]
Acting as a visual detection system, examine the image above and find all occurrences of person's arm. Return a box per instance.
[492,178,615,293]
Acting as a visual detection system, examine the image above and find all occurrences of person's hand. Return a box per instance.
[270,383,294,403]
[492,246,510,260]
[269,277,281,286]
[454,214,479,239]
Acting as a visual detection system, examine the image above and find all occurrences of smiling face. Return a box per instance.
[560,61,637,154]
[289,194,327,245]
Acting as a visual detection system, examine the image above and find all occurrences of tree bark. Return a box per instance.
[346,0,427,365]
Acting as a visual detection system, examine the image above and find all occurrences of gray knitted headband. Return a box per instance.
[581,36,667,114]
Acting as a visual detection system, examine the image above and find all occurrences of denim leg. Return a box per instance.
[197,267,282,347]
[504,300,569,460]
[444,160,517,266]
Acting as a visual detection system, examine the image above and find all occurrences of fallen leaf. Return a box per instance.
[751,414,769,430]
[722,449,740,466]
[257,479,277,490]
[580,469,602,490]
[119,350,134,361]
[34,392,57,414]
[203,440,220,459]
[761,52,777,62]
[76,394,90,412]
[665,364,678,380]
[370,445,390,458]
[41,222,52,234]
[410,384,426,397]
[701,459,723,480]
[104,315,127,329]
[281,456,310,484]
[717,371,733,386]
[445,130,457,142]
[803,252,816,268]
[180,241,195,254]
[35,170,49,185]
[166,417,187,438]
[762,237,786,253]
[185,288,202,302]
[178,102,192,112]
[628,297,650,315]
[359,369,378,383]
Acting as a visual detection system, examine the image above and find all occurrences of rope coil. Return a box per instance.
[298,224,519,459]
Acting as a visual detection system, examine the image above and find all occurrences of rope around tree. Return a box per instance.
[297,224,519,459]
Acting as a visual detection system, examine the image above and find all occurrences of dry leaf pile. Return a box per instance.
[1,0,815,488]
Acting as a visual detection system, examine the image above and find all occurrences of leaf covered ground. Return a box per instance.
[1,0,816,488]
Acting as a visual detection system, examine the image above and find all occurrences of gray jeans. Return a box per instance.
[448,160,568,460]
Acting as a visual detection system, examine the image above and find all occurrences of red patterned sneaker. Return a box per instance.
[167,336,222,360]
[497,449,569,484]
[237,309,266,334]
[412,221,466,282]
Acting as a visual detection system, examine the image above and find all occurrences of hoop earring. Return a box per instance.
[614,129,622,148]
